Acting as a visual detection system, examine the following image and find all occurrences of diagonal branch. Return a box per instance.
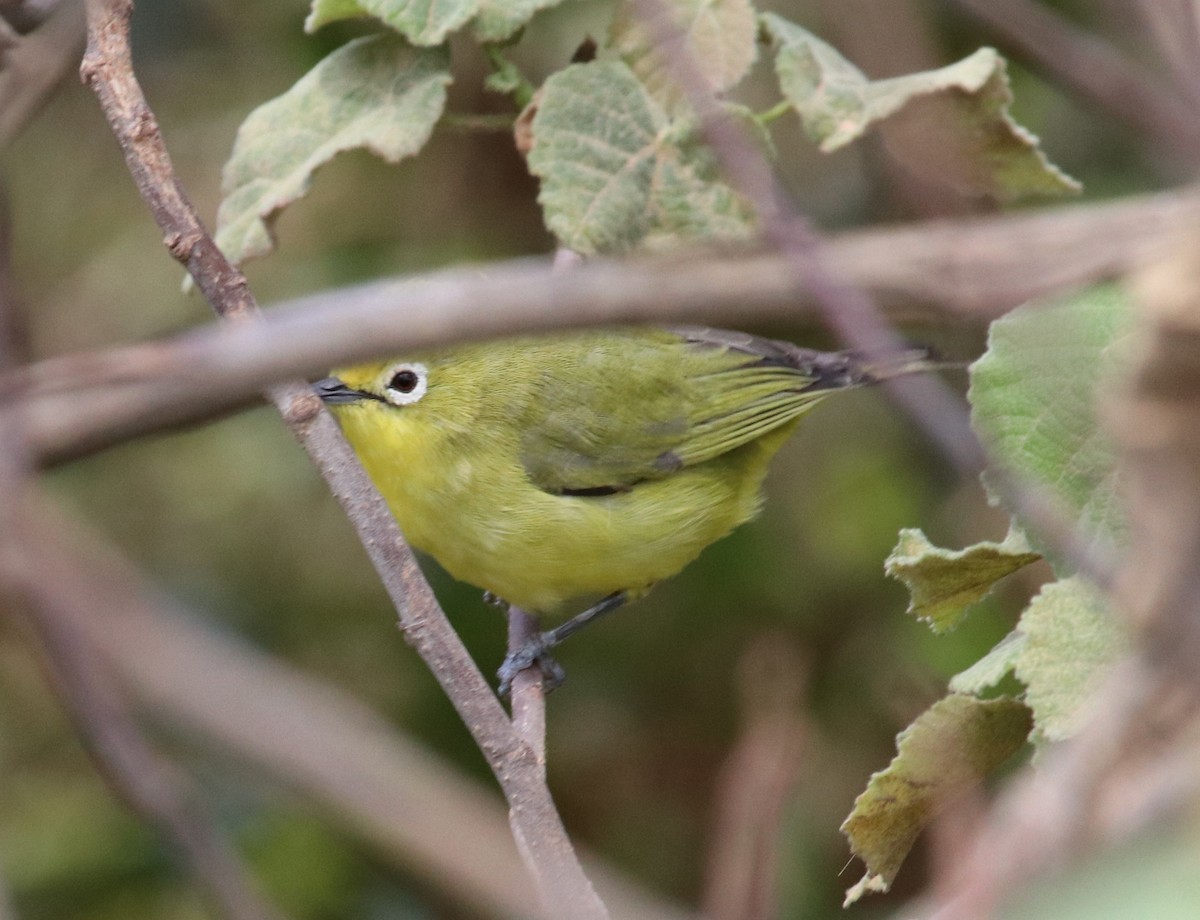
[78,2,606,917]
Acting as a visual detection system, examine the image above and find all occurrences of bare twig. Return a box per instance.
[12,186,1198,467]
[946,0,1200,164]
[79,2,605,916]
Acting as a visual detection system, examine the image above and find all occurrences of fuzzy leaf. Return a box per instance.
[609,0,757,111]
[527,60,754,253]
[474,0,568,42]
[969,284,1135,566]
[306,0,478,44]
[215,36,450,268]
[842,694,1031,903]
[950,630,1027,695]
[760,14,1079,201]
[886,527,1040,633]
[1014,576,1128,744]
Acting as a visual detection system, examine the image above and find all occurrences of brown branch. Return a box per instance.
[946,0,1200,164]
[78,2,605,916]
[26,497,695,920]
[1132,0,1200,116]
[12,186,1199,467]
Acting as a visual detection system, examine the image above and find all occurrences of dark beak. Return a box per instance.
[313,376,368,404]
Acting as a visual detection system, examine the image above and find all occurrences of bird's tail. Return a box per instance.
[793,345,958,393]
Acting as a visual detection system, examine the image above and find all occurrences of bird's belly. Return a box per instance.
[390,462,766,616]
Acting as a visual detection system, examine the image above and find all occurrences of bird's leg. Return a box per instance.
[497,591,629,697]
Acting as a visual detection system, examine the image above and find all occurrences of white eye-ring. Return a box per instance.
[382,362,428,406]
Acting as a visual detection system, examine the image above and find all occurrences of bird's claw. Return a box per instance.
[497,636,566,697]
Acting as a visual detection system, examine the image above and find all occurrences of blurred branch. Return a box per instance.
[702,638,808,920]
[1132,0,1200,116]
[918,216,1200,920]
[946,0,1200,164]
[3,546,290,920]
[25,497,696,920]
[79,2,606,917]
[0,0,84,150]
[13,186,1200,466]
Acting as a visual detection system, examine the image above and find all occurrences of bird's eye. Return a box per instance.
[383,362,428,406]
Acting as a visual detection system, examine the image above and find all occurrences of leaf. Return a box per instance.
[215,36,450,269]
[760,14,1080,202]
[608,0,757,112]
[886,527,1041,633]
[527,60,755,254]
[842,694,1031,904]
[474,0,567,43]
[950,629,1027,695]
[969,284,1135,565]
[1014,576,1128,744]
[306,0,478,45]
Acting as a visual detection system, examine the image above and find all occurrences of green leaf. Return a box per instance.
[886,527,1041,633]
[474,0,566,43]
[527,60,755,254]
[306,0,478,45]
[969,284,1135,564]
[760,14,1080,202]
[1014,576,1128,744]
[608,0,757,112]
[842,695,1031,904]
[215,36,450,269]
[950,629,1027,695]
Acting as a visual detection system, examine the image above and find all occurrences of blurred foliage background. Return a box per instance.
[0,0,1175,917]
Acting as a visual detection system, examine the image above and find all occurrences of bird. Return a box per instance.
[314,325,939,693]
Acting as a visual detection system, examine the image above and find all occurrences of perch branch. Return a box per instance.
[79,2,606,916]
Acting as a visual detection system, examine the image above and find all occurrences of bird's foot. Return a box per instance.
[482,590,509,610]
[497,633,567,697]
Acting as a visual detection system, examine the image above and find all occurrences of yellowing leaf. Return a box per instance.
[609,0,757,112]
[842,695,1031,903]
[1014,576,1128,744]
[527,61,755,254]
[306,0,478,45]
[760,14,1080,202]
[886,527,1040,633]
[950,629,1027,695]
[215,36,450,269]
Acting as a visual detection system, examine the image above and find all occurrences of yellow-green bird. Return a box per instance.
[315,326,936,692]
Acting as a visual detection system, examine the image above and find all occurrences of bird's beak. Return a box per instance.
[313,376,368,404]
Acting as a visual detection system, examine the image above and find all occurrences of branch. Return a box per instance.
[79,2,606,917]
[13,186,1200,466]
[946,0,1200,164]
[0,0,84,150]
[24,497,696,920]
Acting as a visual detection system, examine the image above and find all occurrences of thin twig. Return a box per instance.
[12,185,1199,467]
[946,0,1200,164]
[79,2,605,916]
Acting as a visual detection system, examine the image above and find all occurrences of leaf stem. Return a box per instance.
[754,100,792,125]
[483,44,537,110]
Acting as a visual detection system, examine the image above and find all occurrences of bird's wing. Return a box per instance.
[518,327,846,495]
